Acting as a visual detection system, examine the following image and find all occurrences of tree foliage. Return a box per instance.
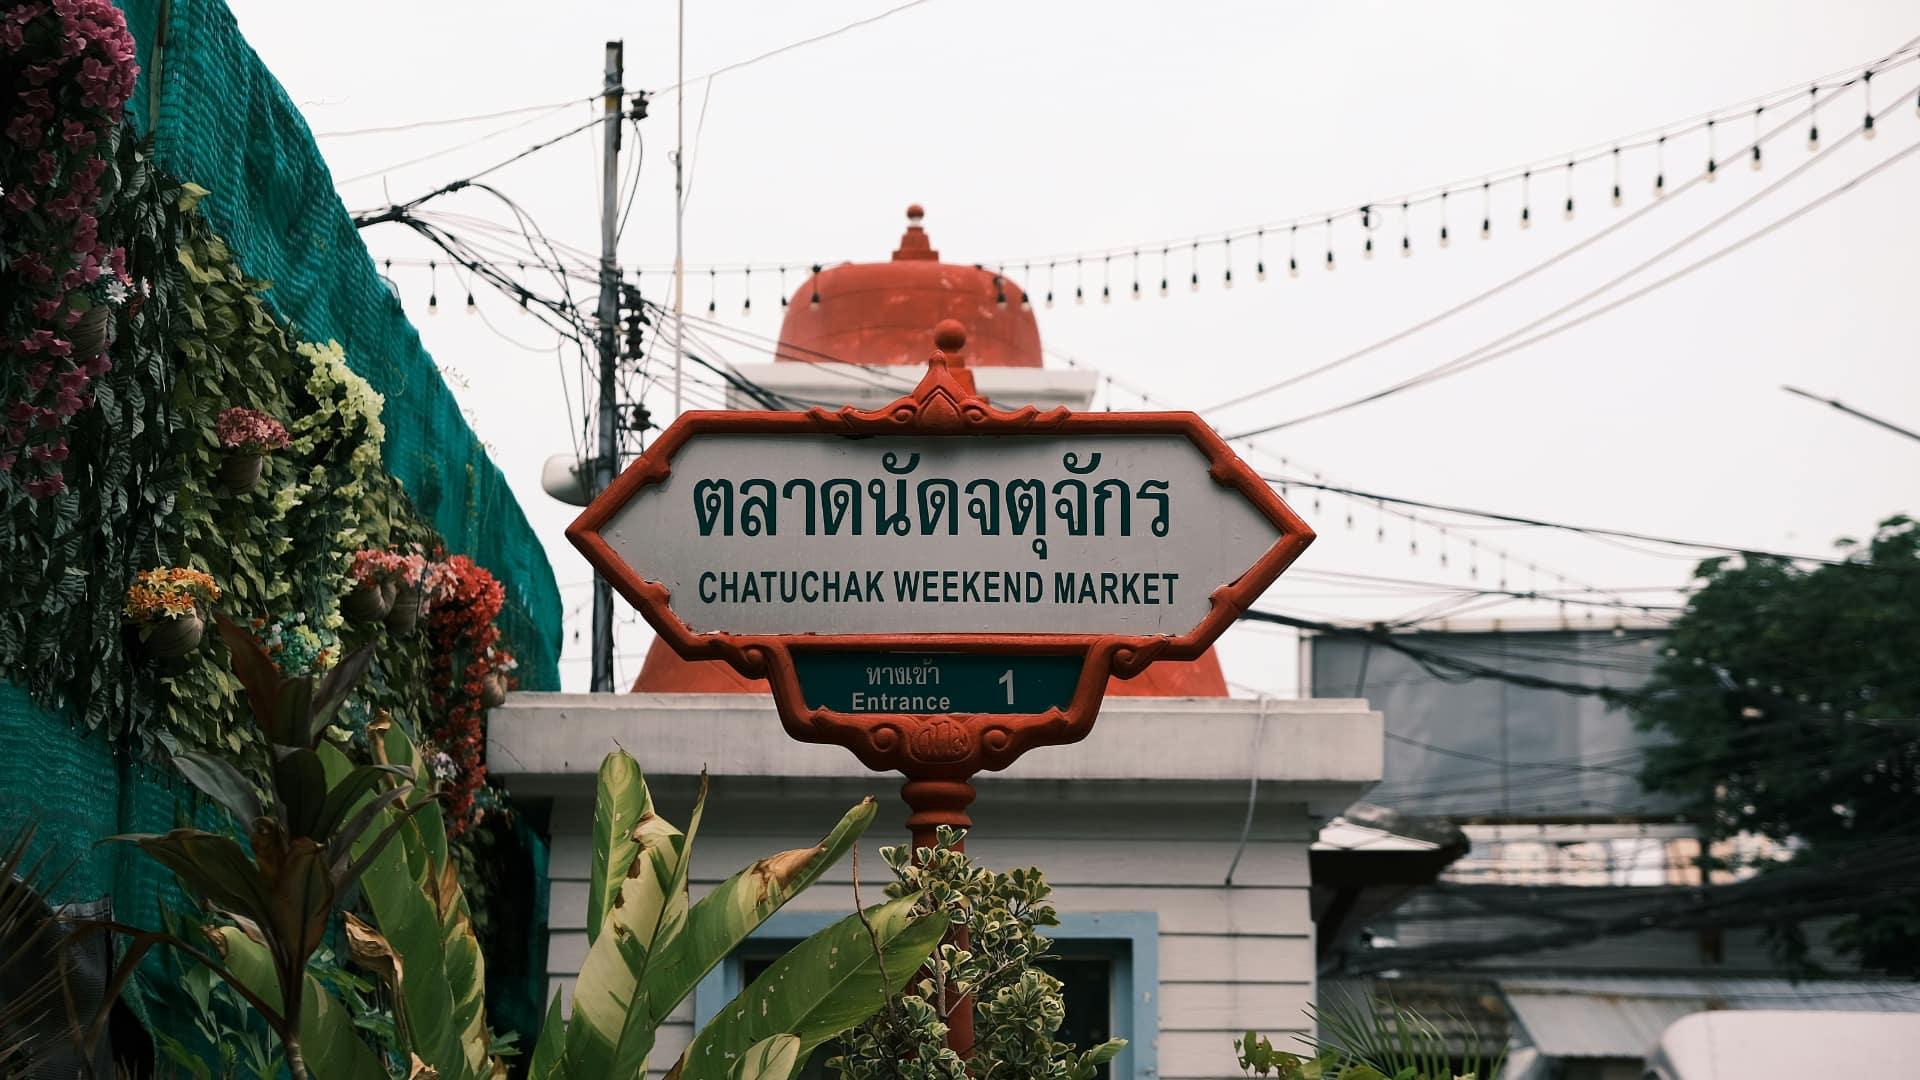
[1636,515,1920,973]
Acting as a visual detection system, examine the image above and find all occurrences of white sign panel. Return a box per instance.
[597,433,1282,636]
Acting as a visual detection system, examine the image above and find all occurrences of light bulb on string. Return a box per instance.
[1375,499,1385,542]
[1400,202,1411,257]
[779,266,789,308]
[1562,160,1575,219]
[1047,262,1056,308]
[1468,539,1479,581]
[1160,247,1169,297]
[1519,171,1532,228]
[1362,204,1374,259]
[1102,255,1112,303]
[1808,84,1820,150]
[1751,106,1764,170]
[1705,118,1718,181]
[1480,181,1492,239]
[1408,514,1418,555]
[809,263,822,310]
[742,267,752,315]
[1131,251,1142,299]
[1075,258,1085,305]
[706,268,716,315]
[1190,242,1200,292]
[1223,237,1234,289]
[1021,264,1033,310]
[1324,218,1335,270]
[1611,147,1623,206]
[1439,191,1451,247]
[428,259,439,315]
[1255,229,1267,281]
[1288,226,1299,276]
[1439,528,1449,568]
[465,289,476,316]
[1862,69,1876,139]
[994,274,1008,310]
[1654,134,1667,196]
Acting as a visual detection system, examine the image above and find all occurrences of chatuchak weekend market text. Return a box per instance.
[688,448,1182,608]
[696,567,1182,607]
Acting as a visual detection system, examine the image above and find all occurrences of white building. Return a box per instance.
[490,207,1385,1079]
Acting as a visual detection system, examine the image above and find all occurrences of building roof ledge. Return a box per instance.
[488,691,1381,810]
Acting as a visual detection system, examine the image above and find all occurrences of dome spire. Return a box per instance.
[892,203,939,261]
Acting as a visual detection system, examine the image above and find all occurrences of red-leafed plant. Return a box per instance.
[424,554,516,831]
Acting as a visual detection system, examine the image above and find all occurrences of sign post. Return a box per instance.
[567,320,1314,1047]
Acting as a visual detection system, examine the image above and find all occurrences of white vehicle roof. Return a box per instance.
[1647,1009,1920,1079]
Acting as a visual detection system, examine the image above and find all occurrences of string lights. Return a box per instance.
[368,43,1916,322]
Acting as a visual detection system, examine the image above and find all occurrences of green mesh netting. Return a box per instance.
[0,682,231,1037]
[114,0,561,690]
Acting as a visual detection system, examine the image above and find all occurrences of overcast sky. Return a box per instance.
[228,0,1920,695]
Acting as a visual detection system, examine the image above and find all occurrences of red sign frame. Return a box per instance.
[567,324,1315,781]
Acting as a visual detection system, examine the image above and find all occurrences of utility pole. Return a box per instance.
[672,0,686,417]
[590,40,624,693]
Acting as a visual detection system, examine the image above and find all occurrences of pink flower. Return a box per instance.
[0,454,15,473]
[6,403,34,425]
[26,476,67,498]
[3,186,33,213]
[5,114,43,148]
[216,407,291,453]
[81,352,110,376]
[31,151,58,186]
[59,118,96,149]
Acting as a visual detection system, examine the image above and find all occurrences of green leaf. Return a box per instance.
[668,895,945,1080]
[587,750,670,945]
[171,750,264,824]
[632,798,877,1048]
[211,926,385,1080]
[727,1034,802,1080]
[527,990,567,1080]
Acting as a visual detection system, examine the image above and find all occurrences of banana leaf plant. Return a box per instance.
[103,613,436,1080]
[527,751,947,1080]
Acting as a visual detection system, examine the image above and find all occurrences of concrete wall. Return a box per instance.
[493,691,1383,1079]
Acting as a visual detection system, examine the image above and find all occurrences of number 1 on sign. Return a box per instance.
[999,669,1014,705]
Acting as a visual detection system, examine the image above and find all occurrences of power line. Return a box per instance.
[1230,91,1920,437]
[1783,384,1920,445]
[989,39,1920,270]
[649,0,942,95]
[1260,475,1846,565]
[314,95,598,137]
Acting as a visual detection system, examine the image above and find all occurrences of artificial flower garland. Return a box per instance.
[0,0,137,496]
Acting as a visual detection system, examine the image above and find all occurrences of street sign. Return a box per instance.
[792,653,1084,716]
[568,321,1313,780]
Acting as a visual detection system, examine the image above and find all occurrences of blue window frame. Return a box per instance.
[693,911,1159,1078]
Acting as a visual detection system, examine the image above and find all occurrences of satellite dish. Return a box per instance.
[541,454,593,506]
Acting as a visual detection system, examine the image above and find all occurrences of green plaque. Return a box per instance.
[792,653,1083,715]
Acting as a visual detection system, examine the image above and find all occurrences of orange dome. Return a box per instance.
[631,202,1227,699]
[776,205,1042,368]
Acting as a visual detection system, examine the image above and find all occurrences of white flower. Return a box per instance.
[102,279,130,305]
